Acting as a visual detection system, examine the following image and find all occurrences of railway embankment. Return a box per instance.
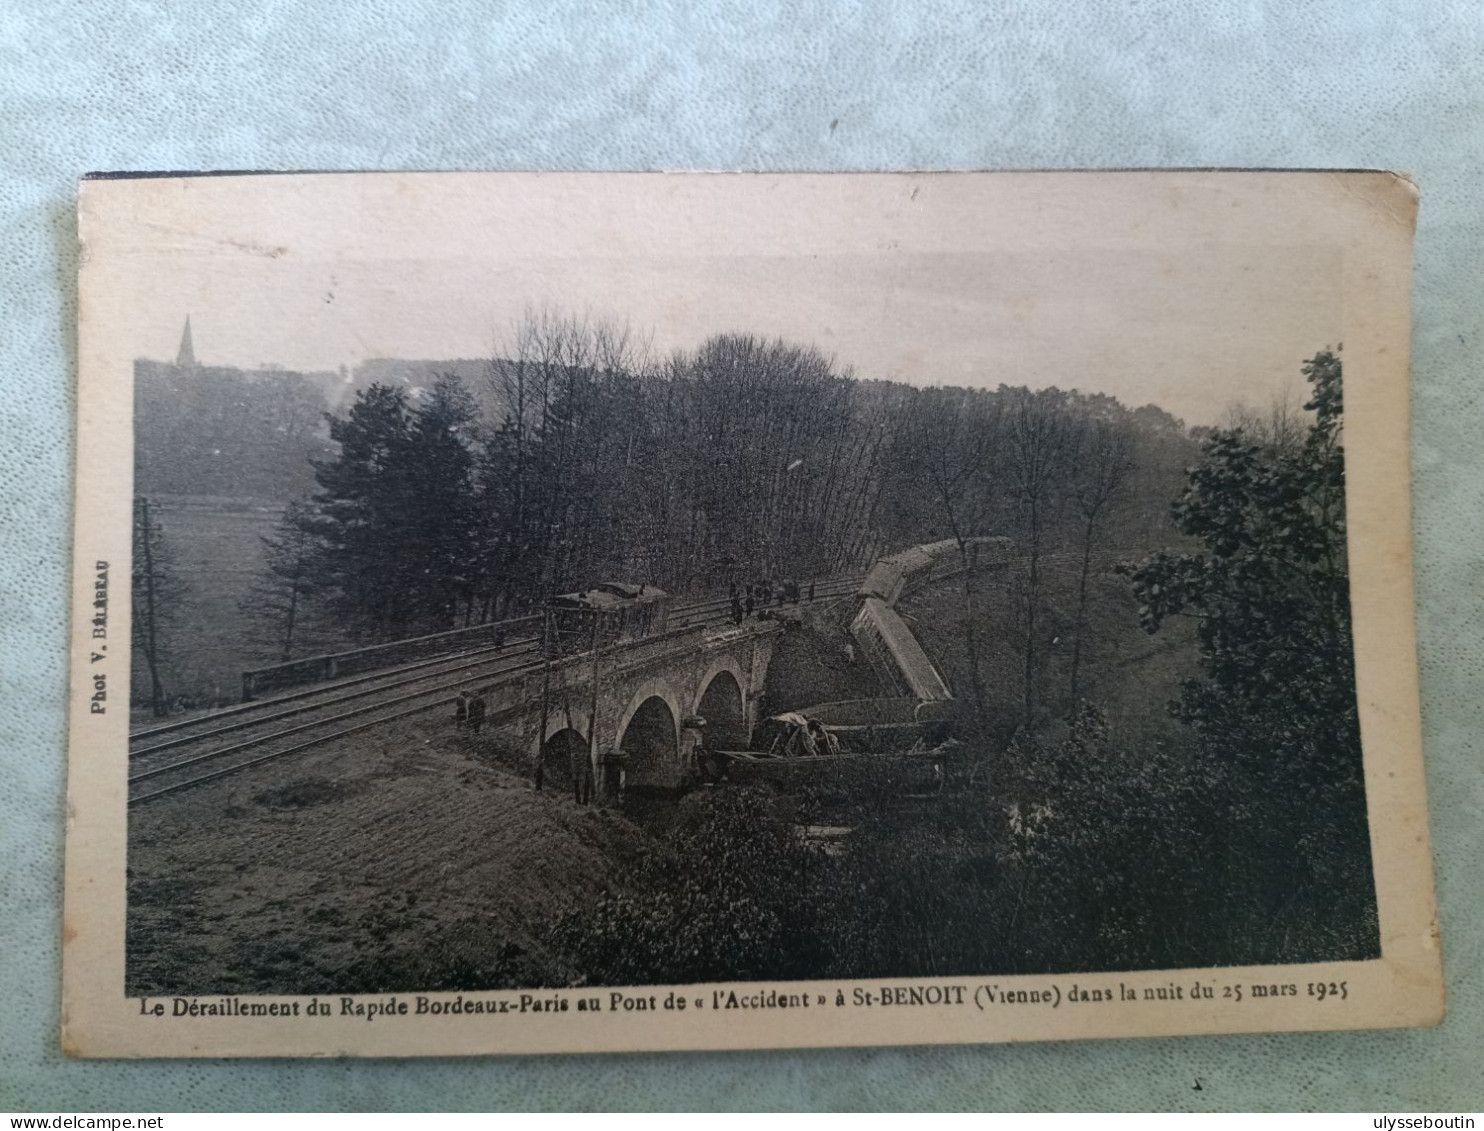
[126,712,658,996]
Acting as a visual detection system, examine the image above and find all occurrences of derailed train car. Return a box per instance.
[858,536,1011,605]
[852,537,1010,701]
[851,598,952,701]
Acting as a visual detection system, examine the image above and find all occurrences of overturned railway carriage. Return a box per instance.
[858,536,1011,605]
[852,537,1010,702]
[851,598,952,700]
[704,536,1013,789]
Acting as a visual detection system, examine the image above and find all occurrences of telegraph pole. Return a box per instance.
[535,605,552,791]
[587,609,603,797]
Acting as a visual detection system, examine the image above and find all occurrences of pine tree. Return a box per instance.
[302,384,417,638]
[298,378,482,639]
[401,376,480,629]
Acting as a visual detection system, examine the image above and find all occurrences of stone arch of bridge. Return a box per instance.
[615,679,683,789]
[531,703,594,759]
[538,726,588,792]
[694,662,749,750]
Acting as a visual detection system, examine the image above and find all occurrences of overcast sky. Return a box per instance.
[113,173,1344,426]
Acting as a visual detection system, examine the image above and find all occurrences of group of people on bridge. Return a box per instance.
[728,577,815,625]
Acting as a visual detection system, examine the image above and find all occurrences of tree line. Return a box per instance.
[237,310,1194,662]
[134,361,333,500]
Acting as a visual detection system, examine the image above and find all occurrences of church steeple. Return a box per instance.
[176,316,197,368]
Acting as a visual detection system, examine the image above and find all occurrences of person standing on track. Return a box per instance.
[454,690,471,729]
[467,693,487,735]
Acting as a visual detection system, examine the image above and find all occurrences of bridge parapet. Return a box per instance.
[697,620,784,650]
[518,625,703,702]
[516,619,783,701]
[498,615,785,795]
[609,624,709,675]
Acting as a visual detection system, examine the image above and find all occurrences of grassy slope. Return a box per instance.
[899,561,1199,750]
[126,714,660,995]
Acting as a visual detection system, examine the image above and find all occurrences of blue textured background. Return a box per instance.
[2,0,1481,1112]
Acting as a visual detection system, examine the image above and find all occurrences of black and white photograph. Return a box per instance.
[63,171,1441,1056]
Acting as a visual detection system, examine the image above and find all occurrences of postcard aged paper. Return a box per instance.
[64,171,1442,1057]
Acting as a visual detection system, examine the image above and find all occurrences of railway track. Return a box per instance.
[127,577,862,806]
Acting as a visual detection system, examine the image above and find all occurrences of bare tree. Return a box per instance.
[914,387,1001,719]
[479,306,660,607]
[1223,387,1306,457]
[240,499,320,663]
[131,496,187,717]
[1006,388,1072,728]
[1064,414,1136,706]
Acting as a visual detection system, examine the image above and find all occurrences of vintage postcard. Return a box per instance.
[64,170,1442,1057]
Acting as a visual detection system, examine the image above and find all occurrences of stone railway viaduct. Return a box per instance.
[477,618,784,792]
